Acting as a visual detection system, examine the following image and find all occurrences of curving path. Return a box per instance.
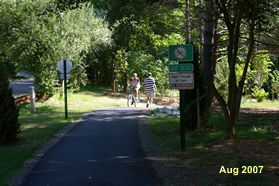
[9,71,34,96]
[22,108,162,186]
[9,79,34,96]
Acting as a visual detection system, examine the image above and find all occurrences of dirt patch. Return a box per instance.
[153,96,179,108]
[191,137,279,185]
[103,91,180,107]
[138,117,193,185]
[139,107,279,185]
[103,92,127,98]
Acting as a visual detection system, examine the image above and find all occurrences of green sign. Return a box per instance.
[169,64,194,72]
[168,44,193,61]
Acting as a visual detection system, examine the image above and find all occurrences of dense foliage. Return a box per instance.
[0,0,278,139]
[0,0,112,98]
[83,0,188,92]
[204,0,279,139]
[0,64,20,144]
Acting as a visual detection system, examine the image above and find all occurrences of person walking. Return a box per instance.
[144,72,157,108]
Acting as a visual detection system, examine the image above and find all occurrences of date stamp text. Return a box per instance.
[219,165,264,176]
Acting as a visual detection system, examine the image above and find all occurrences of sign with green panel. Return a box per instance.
[168,44,193,61]
[169,64,179,72]
[169,64,194,72]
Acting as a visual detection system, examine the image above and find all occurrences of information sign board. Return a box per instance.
[168,45,193,61]
[169,72,194,90]
[169,64,194,72]
[58,59,72,73]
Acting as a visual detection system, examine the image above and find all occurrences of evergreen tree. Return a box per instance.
[0,64,20,144]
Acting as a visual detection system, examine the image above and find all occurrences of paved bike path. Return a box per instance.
[22,108,161,186]
[10,79,34,96]
[9,71,35,96]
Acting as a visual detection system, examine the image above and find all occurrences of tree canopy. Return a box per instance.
[0,0,112,97]
[0,0,279,139]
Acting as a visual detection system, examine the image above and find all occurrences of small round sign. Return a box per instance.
[58,59,72,73]
[174,46,187,60]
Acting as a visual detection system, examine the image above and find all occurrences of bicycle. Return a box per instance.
[127,87,138,108]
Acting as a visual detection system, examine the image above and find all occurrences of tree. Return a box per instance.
[204,0,278,139]
[203,0,219,106]
[0,0,112,99]
[0,64,20,144]
[270,70,279,100]
[86,0,185,92]
[251,51,273,88]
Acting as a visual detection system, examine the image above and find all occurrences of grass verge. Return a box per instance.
[241,99,279,108]
[147,112,279,185]
[0,85,126,186]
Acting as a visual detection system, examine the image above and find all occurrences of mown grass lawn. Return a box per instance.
[241,99,279,108]
[0,86,127,186]
[147,108,279,185]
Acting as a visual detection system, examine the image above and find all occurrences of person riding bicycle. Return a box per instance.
[129,73,140,100]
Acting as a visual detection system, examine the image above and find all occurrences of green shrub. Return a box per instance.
[251,87,268,102]
[0,1,112,99]
[0,64,20,144]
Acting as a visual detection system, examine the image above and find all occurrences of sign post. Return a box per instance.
[63,59,68,119]
[58,59,72,119]
[168,44,193,151]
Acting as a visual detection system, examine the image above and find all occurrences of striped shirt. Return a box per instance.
[144,77,155,93]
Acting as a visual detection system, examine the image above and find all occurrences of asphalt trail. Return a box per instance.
[9,79,34,96]
[22,108,161,186]
[9,71,34,96]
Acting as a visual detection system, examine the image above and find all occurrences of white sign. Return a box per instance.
[169,72,194,90]
[60,74,70,80]
[58,59,72,73]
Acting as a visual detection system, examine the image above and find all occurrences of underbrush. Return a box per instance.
[147,111,279,185]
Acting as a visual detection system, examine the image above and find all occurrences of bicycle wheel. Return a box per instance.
[127,94,133,107]
[133,96,137,108]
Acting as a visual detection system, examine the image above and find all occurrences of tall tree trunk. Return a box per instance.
[185,0,191,43]
[181,0,198,131]
[199,0,204,65]
[192,0,202,129]
[226,116,236,139]
[234,11,256,125]
[203,0,218,107]
[213,0,257,140]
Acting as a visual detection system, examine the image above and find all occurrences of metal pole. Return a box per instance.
[64,59,68,119]
[180,90,186,151]
[29,86,36,112]
[179,61,186,151]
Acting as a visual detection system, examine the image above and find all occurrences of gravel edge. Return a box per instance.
[138,116,192,186]
[7,111,95,186]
